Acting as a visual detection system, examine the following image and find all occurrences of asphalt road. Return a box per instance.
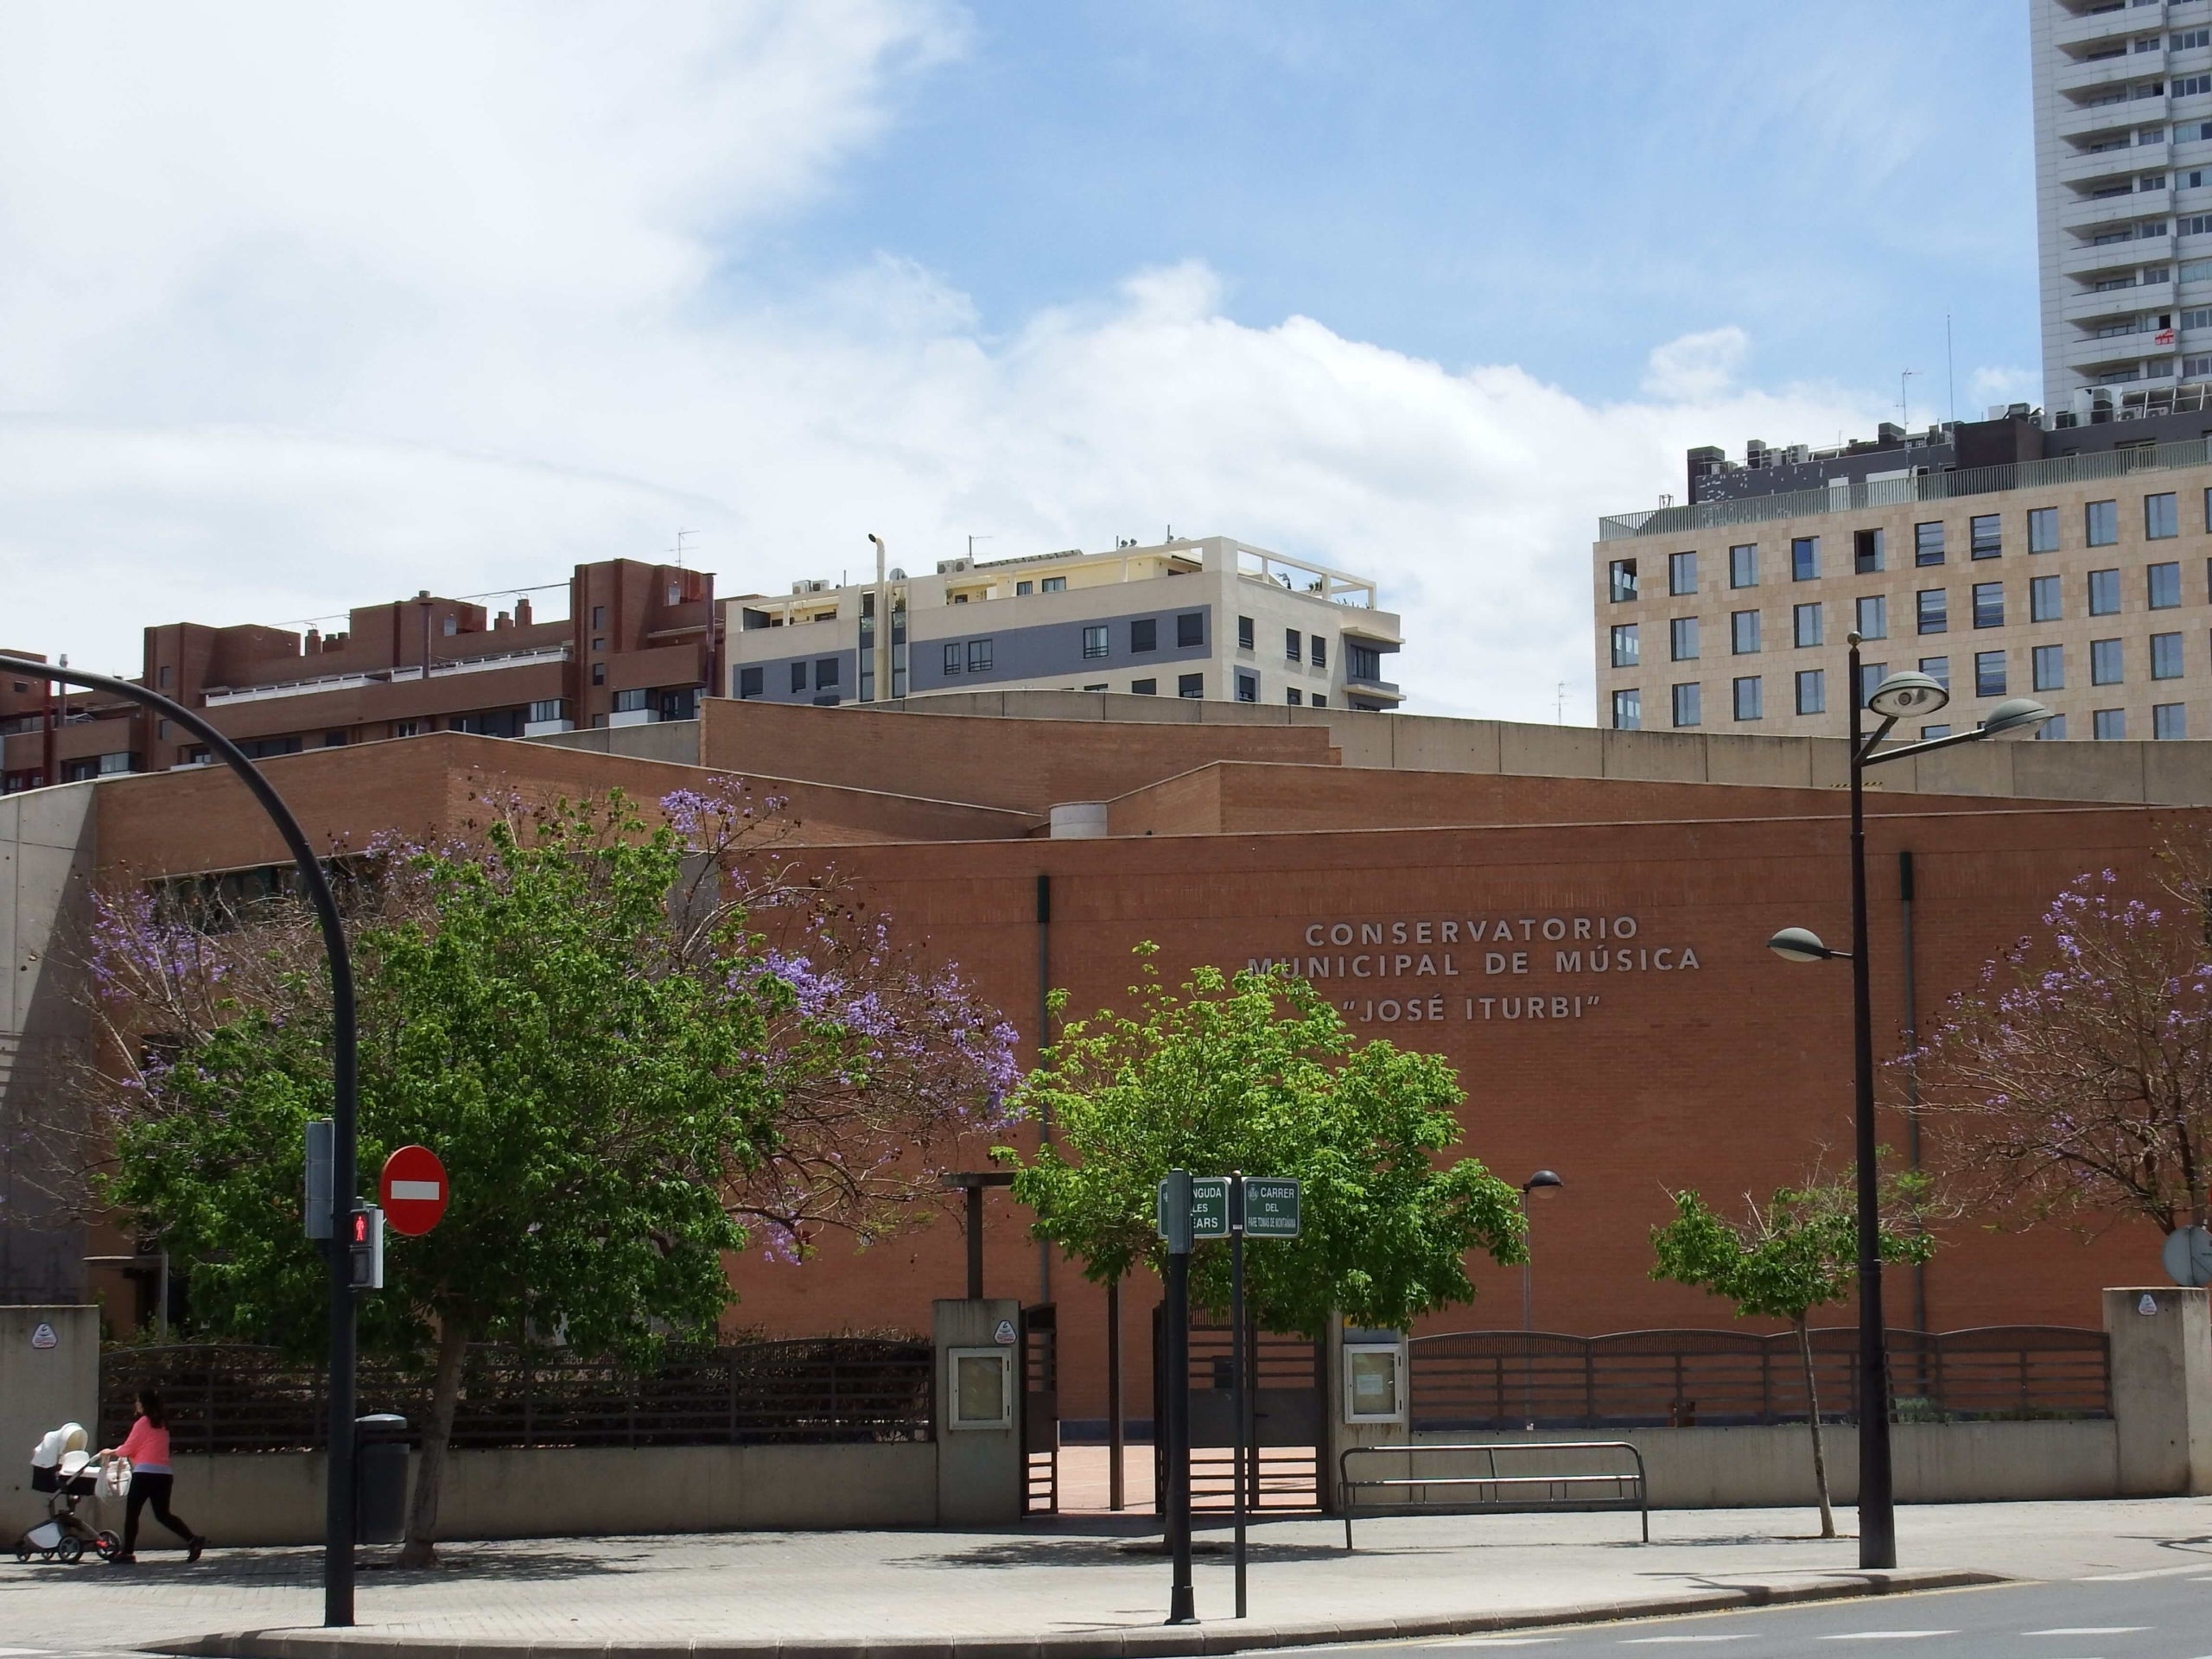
[1310,1570,2212,1658]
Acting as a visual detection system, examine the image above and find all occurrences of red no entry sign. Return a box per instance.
[378,1145,448,1236]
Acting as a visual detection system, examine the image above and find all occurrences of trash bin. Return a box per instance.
[354,1414,410,1545]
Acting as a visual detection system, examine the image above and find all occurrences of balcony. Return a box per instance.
[2067,185,2176,228]
[2055,8,2146,53]
[2057,99,2156,141]
[201,643,570,706]
[2060,140,2167,186]
[2062,236,2170,276]
[2063,282,2153,321]
[2057,54,2156,98]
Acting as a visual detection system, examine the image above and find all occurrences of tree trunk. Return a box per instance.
[399,1314,472,1568]
[1796,1317,1835,1540]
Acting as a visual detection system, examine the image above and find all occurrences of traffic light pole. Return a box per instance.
[1160,1169,1196,1625]
[0,656,362,1626]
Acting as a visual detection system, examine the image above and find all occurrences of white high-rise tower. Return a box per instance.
[2031,0,2212,413]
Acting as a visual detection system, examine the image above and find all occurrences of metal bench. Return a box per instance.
[1338,1440,1649,1548]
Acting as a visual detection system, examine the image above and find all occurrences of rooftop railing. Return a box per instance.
[202,643,570,706]
[1599,435,2212,542]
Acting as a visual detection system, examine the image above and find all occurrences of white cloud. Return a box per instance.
[0,3,1880,723]
[1969,365,2038,410]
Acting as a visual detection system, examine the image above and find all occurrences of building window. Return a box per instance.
[394,721,421,739]
[737,666,763,699]
[1287,688,1302,706]
[2093,638,2126,684]
[1670,617,1699,661]
[1310,636,1327,671]
[613,688,649,713]
[2157,702,2188,740]
[1236,672,1258,702]
[592,605,606,628]
[1853,529,1885,575]
[2029,506,2059,553]
[1920,654,1950,690]
[1730,543,1758,587]
[157,664,171,689]
[1611,688,1641,731]
[2037,714,2068,741]
[2033,645,2065,692]
[1973,581,2005,629]
[1974,650,2008,698]
[1796,669,1826,715]
[1915,522,1946,566]
[1015,581,1033,596]
[1132,617,1158,652]
[592,638,605,653]
[1919,724,1951,741]
[1083,625,1109,659]
[1968,514,2002,558]
[1313,693,1326,708]
[816,658,840,688]
[1611,624,1640,668]
[591,663,605,686]
[1669,551,1698,594]
[2088,499,2120,546]
[2153,630,2185,678]
[1609,559,1639,602]
[1856,661,1887,708]
[1916,588,1948,634]
[791,661,808,692]
[1791,537,1820,582]
[942,643,962,675]
[1794,602,1823,648]
[2090,568,2122,614]
[2151,561,2183,607]
[1177,613,1205,648]
[1034,575,1065,593]
[2148,491,2181,538]
[1236,615,1255,650]
[1856,594,1887,639]
[1348,643,1383,681]
[1671,683,1701,728]
[1132,678,1157,695]
[2094,708,2127,741]
[968,639,994,672]
[2031,573,2063,622]
[1732,610,1761,654]
[1286,628,1302,663]
[1178,672,1204,698]
[1733,676,1762,721]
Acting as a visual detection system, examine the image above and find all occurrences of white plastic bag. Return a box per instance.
[98,1457,130,1501]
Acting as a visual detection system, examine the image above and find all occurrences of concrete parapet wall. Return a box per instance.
[168,1440,938,1547]
[1396,1420,2120,1510]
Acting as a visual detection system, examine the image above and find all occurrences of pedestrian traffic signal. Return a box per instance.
[348,1205,385,1290]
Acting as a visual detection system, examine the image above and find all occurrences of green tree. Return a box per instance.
[1001,947,1523,1338]
[82,786,1016,1565]
[1649,1166,1936,1539]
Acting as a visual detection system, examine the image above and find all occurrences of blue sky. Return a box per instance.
[0,1,2038,719]
[784,2,2038,410]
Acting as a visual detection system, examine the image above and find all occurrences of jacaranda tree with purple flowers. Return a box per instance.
[1908,865,2212,1237]
[72,784,1015,1565]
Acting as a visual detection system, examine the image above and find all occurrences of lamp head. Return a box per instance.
[1522,1169,1563,1193]
[1768,926,1834,963]
[1980,696,2055,739]
[1866,670,1948,720]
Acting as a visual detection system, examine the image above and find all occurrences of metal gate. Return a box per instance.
[1020,1301,1058,1514]
[1152,1312,1323,1512]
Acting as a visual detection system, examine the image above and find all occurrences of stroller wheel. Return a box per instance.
[94,1530,122,1560]
[13,1544,28,1562]
[55,1536,82,1564]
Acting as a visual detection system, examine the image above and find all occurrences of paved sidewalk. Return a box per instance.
[4,1499,2209,1659]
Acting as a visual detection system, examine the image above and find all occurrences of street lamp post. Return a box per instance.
[1519,1169,1562,1432]
[0,652,362,1623]
[1768,634,2048,1570]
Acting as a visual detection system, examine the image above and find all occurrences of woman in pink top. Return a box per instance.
[99,1389,205,1563]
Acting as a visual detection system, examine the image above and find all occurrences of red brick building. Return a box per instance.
[1,692,2197,1422]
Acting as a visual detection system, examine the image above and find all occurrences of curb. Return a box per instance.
[158,1568,2007,1659]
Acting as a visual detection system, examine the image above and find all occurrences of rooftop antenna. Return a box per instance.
[1556,682,1567,724]
[1945,315,1955,426]
[967,534,993,562]
[1899,368,1918,429]
[671,529,695,569]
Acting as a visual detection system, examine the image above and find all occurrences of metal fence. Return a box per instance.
[102,1338,935,1453]
[1409,1326,2109,1431]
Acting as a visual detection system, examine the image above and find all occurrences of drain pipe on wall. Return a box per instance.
[1036,871,1052,1304]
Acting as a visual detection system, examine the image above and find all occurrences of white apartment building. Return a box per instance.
[2032,0,2212,412]
[720,537,1403,713]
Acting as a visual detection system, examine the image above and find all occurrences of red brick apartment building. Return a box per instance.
[7,686,2209,1423]
[2,558,712,791]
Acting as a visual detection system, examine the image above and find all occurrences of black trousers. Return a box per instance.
[123,1471,194,1553]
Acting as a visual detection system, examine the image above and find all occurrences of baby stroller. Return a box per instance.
[16,1424,123,1563]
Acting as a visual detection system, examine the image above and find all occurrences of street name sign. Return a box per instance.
[1243,1177,1301,1237]
[1158,1175,1230,1241]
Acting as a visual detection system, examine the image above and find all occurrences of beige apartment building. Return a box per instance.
[721,536,1404,713]
[1595,435,2212,743]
